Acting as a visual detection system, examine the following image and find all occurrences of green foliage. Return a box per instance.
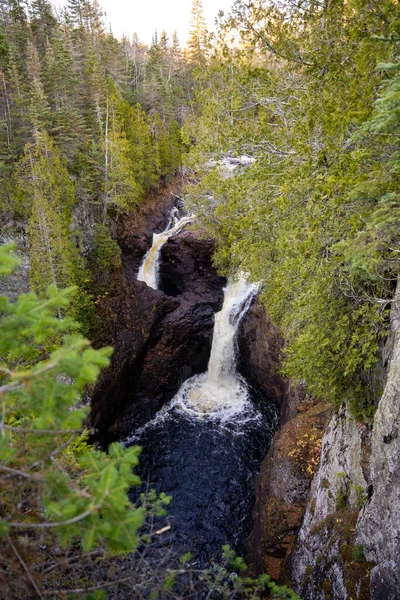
[353,544,366,562]
[0,0,187,328]
[201,545,301,599]
[0,246,158,591]
[90,223,122,291]
[350,483,368,510]
[0,243,20,275]
[185,0,399,419]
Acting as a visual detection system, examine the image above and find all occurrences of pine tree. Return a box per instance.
[29,0,57,58]
[102,85,142,222]
[43,28,84,158]
[26,39,50,139]
[187,0,208,67]
[14,133,77,295]
[0,244,162,597]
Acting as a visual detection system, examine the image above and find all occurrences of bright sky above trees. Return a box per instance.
[52,0,235,45]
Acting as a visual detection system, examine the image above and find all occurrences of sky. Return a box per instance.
[52,0,236,46]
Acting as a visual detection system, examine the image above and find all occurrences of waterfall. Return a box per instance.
[137,213,193,290]
[126,275,259,433]
[207,277,258,384]
[172,276,259,420]
[125,274,277,564]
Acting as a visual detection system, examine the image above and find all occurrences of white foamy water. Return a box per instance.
[173,276,259,419]
[137,213,193,290]
[125,276,260,444]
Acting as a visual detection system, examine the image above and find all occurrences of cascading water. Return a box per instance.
[169,276,260,420]
[137,212,193,290]
[126,275,278,564]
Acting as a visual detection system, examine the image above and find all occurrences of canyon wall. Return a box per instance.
[90,185,286,444]
[249,281,400,600]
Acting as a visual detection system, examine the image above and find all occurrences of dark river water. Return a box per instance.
[127,390,278,567]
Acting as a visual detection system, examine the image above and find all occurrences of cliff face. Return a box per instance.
[90,186,226,443]
[357,280,400,600]
[247,392,332,581]
[247,278,400,599]
[237,303,286,413]
[282,281,400,600]
[289,407,373,599]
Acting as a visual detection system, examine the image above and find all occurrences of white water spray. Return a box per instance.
[125,274,260,444]
[137,213,193,290]
[172,276,259,420]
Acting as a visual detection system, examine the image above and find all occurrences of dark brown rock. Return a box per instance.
[90,183,225,444]
[237,302,285,407]
[247,397,332,581]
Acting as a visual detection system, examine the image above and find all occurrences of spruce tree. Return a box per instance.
[187,0,208,67]
[0,244,160,597]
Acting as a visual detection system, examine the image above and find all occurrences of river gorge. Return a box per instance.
[86,180,400,599]
[91,187,283,567]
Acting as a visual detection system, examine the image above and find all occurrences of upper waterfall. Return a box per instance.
[137,212,193,290]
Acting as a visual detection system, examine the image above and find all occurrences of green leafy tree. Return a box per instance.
[185,0,398,419]
[336,41,400,283]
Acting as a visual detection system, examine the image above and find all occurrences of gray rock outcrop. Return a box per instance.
[357,279,400,599]
[288,279,400,599]
[289,407,371,599]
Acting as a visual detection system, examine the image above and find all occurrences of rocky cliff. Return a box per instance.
[90,184,285,444]
[247,281,400,599]
[90,184,225,443]
[281,282,400,600]
[356,280,400,600]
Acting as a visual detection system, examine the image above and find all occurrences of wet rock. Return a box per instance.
[90,184,226,443]
[159,230,219,300]
[237,302,286,410]
[117,183,179,281]
[247,397,331,581]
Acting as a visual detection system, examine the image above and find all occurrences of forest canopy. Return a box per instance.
[184,0,400,419]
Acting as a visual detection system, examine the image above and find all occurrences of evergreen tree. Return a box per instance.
[185,0,398,419]
[43,28,84,158]
[102,86,142,222]
[187,0,208,67]
[0,244,161,598]
[29,0,57,58]
[26,38,50,138]
[14,133,77,295]
[0,0,188,331]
